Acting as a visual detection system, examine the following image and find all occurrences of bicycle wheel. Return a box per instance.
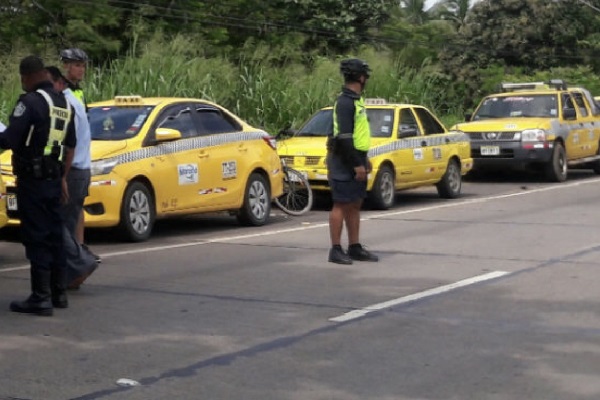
[274,167,313,216]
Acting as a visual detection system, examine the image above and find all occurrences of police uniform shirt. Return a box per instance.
[327,87,368,181]
[0,81,76,161]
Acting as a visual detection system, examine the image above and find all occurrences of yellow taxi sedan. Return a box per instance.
[277,100,473,209]
[0,173,7,229]
[1,96,283,241]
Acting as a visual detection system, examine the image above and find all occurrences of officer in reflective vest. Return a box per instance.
[326,58,378,264]
[0,55,76,316]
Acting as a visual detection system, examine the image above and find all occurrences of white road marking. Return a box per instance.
[2,177,600,273]
[329,270,511,322]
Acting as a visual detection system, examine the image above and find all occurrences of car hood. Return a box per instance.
[277,137,328,157]
[91,140,128,160]
[452,118,550,132]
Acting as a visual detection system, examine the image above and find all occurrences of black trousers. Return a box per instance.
[17,178,66,294]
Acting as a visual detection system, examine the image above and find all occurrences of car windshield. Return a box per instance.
[296,108,395,138]
[472,94,558,120]
[89,106,154,140]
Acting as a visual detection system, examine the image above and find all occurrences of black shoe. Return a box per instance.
[348,244,379,262]
[328,246,353,265]
[82,244,102,264]
[10,298,53,316]
[52,293,68,309]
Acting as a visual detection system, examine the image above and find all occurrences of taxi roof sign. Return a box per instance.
[500,79,568,93]
[114,95,143,105]
[365,98,387,105]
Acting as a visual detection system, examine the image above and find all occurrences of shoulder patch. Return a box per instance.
[13,101,26,117]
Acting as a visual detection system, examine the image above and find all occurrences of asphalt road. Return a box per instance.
[1,170,600,400]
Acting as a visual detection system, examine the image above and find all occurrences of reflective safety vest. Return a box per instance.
[35,89,72,158]
[333,96,371,151]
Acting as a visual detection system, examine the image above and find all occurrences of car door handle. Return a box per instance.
[238,144,248,152]
[198,151,209,158]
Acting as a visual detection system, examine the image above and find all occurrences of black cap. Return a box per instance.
[45,65,67,82]
[19,55,45,75]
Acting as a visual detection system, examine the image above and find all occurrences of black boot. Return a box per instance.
[10,269,53,316]
[51,263,68,309]
[328,245,353,265]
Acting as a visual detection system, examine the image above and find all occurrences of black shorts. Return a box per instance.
[329,178,367,203]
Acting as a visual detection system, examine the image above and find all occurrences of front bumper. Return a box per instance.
[471,141,554,167]
[83,176,127,228]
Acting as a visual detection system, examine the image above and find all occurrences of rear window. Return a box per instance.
[89,106,154,140]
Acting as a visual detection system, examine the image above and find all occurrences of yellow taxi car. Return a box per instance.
[451,80,600,181]
[1,96,283,241]
[0,173,7,230]
[277,99,473,209]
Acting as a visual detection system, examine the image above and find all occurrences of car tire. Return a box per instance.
[237,172,271,226]
[436,159,462,199]
[545,142,567,182]
[369,165,395,210]
[119,181,155,242]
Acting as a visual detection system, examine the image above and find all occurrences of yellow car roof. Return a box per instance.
[89,96,221,108]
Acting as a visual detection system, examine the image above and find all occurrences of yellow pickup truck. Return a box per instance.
[450,80,600,181]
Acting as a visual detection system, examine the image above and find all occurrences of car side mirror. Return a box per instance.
[464,113,473,121]
[155,128,182,142]
[562,108,576,120]
[398,128,418,139]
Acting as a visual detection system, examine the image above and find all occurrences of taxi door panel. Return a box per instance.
[395,108,424,185]
[562,94,586,160]
[149,103,203,212]
[414,107,448,182]
[572,92,597,157]
[191,106,247,209]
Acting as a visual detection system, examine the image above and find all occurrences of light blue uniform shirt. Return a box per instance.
[64,88,91,169]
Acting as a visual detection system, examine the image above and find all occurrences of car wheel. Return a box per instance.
[369,165,395,210]
[436,159,462,199]
[237,173,271,226]
[119,181,155,242]
[545,142,567,182]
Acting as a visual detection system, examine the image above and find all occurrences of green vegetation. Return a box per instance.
[2,0,600,132]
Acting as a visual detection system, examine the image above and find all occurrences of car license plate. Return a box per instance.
[480,146,500,156]
[7,194,17,211]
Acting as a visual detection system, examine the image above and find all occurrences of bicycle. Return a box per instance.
[273,159,313,216]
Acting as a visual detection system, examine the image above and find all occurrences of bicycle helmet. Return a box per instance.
[60,48,89,62]
[340,58,371,81]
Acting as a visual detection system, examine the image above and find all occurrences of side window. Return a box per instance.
[572,92,589,117]
[156,104,198,139]
[399,108,420,138]
[194,106,242,136]
[562,94,575,110]
[414,108,445,135]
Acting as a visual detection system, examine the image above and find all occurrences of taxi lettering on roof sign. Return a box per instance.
[0,96,283,241]
[451,79,600,182]
[276,102,473,210]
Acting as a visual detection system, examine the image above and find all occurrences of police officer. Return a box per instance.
[0,56,76,316]
[60,48,101,264]
[326,58,378,264]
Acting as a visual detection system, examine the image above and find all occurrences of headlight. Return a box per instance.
[91,158,119,176]
[521,129,546,142]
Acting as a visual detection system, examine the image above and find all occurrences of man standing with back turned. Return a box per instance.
[0,56,76,316]
[326,58,379,265]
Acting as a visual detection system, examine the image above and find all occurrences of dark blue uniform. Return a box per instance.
[326,87,369,202]
[0,81,76,312]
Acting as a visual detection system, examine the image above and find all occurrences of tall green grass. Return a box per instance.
[0,34,471,132]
